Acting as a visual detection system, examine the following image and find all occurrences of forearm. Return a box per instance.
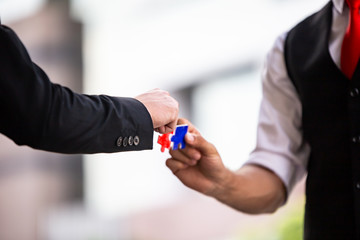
[0,24,154,153]
[3,65,154,153]
[39,85,154,153]
[213,164,286,214]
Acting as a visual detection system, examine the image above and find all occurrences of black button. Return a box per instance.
[134,136,140,146]
[128,136,134,146]
[350,88,360,97]
[116,137,123,147]
[356,182,360,190]
[123,137,128,147]
[352,136,360,143]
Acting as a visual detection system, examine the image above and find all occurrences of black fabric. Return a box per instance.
[0,25,153,153]
[285,1,360,239]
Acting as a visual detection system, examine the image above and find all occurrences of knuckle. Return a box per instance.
[161,90,170,95]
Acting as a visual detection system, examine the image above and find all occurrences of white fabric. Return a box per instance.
[246,0,349,194]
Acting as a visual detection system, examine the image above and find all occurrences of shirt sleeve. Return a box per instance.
[0,24,154,154]
[245,32,310,196]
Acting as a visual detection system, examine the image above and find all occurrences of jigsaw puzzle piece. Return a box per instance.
[157,132,172,152]
[171,125,189,150]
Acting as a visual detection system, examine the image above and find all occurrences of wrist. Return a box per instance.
[209,168,237,200]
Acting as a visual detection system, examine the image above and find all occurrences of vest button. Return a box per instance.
[350,88,359,97]
[356,182,360,190]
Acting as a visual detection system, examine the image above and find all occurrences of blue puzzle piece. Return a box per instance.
[171,125,189,150]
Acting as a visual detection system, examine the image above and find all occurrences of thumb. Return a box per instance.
[185,133,218,156]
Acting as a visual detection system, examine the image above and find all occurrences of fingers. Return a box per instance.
[157,126,166,134]
[167,118,215,161]
[135,89,179,133]
[169,146,201,166]
[177,118,200,136]
[156,118,186,134]
[165,119,178,133]
[166,158,189,174]
[177,118,188,125]
[155,123,177,134]
[160,97,179,133]
[184,132,217,156]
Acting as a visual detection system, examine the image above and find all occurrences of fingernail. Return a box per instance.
[187,133,195,142]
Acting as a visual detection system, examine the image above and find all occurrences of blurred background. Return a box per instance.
[0,0,327,239]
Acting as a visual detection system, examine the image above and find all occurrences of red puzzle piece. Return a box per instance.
[157,132,173,152]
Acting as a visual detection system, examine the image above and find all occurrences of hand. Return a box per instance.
[166,118,232,197]
[135,89,179,134]
[166,119,286,214]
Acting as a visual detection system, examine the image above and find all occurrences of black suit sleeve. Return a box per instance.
[0,25,154,154]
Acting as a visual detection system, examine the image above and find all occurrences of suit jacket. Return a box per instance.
[0,24,153,154]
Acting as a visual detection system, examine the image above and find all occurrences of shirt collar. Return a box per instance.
[332,0,345,14]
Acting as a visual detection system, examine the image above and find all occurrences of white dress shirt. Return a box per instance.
[246,0,349,195]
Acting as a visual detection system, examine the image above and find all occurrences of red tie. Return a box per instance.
[341,0,360,79]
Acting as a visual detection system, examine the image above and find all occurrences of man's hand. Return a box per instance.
[166,118,286,214]
[135,89,179,134]
[166,118,231,197]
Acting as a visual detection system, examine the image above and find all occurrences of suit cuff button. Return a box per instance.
[116,137,123,147]
[128,136,134,146]
[134,136,140,146]
[123,137,128,147]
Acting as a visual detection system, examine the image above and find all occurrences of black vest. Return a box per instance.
[285,2,360,239]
